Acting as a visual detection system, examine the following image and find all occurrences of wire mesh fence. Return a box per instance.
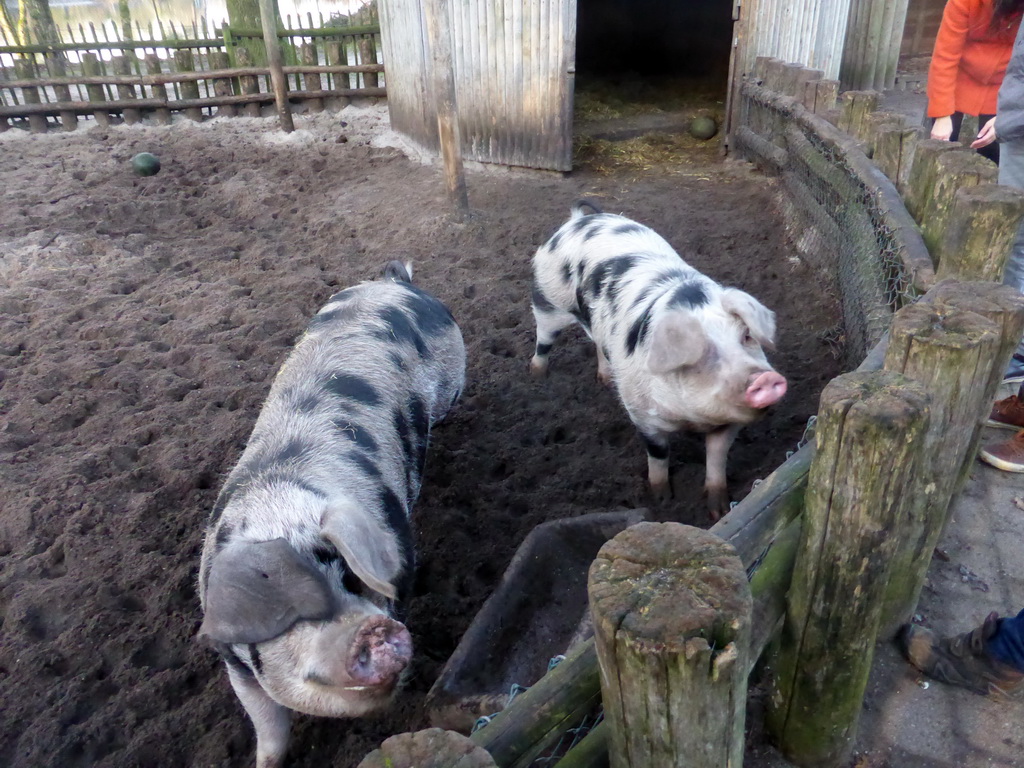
[736,81,931,368]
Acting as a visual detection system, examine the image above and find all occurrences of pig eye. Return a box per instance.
[742,329,753,344]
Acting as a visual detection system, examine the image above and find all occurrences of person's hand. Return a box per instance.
[931,115,954,140]
[972,117,998,148]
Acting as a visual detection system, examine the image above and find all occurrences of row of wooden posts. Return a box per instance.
[351,62,1024,767]
[0,28,384,132]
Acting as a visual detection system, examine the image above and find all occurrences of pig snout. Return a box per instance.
[745,371,787,409]
[348,615,412,688]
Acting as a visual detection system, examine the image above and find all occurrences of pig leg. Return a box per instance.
[705,425,740,521]
[640,432,672,500]
[530,303,574,378]
[596,344,612,385]
[227,666,292,768]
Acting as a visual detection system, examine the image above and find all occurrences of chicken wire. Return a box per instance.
[736,84,925,367]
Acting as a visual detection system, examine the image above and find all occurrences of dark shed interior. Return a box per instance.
[575,0,734,80]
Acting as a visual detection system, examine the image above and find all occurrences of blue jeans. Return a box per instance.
[1000,141,1024,378]
[988,608,1024,671]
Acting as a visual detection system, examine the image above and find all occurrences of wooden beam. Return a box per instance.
[258,0,293,132]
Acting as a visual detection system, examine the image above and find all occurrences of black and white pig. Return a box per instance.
[198,261,465,768]
[530,200,787,519]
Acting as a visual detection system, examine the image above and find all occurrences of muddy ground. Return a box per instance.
[0,103,842,767]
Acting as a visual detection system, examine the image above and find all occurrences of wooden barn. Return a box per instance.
[378,0,941,171]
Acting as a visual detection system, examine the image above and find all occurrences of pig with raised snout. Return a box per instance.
[198,261,465,768]
[530,200,787,519]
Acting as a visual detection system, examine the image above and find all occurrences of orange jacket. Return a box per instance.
[927,0,1022,118]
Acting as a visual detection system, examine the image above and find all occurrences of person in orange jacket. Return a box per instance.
[928,0,1024,164]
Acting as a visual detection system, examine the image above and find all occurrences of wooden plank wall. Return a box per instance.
[380,0,576,172]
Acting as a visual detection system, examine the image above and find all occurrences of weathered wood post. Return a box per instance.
[81,53,110,127]
[173,49,204,122]
[234,47,263,117]
[766,371,931,768]
[863,110,905,157]
[873,122,922,194]
[46,53,77,131]
[14,58,48,133]
[553,721,609,768]
[801,79,840,116]
[112,54,141,125]
[589,523,751,768]
[359,728,496,768]
[936,184,1024,281]
[144,54,172,125]
[879,300,1001,634]
[423,0,470,216]
[904,139,968,222]
[920,151,999,258]
[837,89,880,141]
[922,280,1024,492]
[300,43,323,112]
[326,39,351,104]
[258,0,294,132]
[359,35,379,89]
[209,51,237,118]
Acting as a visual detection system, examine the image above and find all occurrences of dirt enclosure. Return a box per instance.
[0,105,841,767]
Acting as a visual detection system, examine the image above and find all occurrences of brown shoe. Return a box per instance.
[898,613,1024,696]
[979,430,1024,472]
[987,395,1024,430]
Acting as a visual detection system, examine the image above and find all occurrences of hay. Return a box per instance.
[574,131,720,177]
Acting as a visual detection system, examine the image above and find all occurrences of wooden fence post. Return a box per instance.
[325,40,352,108]
[552,721,609,768]
[879,300,1001,634]
[936,184,1024,282]
[874,122,922,194]
[359,36,379,89]
[47,53,77,131]
[14,58,48,133]
[208,51,237,118]
[863,110,905,157]
[81,53,110,127]
[589,523,751,768]
[173,49,204,122]
[259,0,294,132]
[837,90,880,140]
[234,47,263,117]
[300,43,324,112]
[920,151,999,259]
[424,0,469,215]
[922,280,1024,493]
[359,728,496,768]
[144,54,172,125]
[904,139,967,222]
[112,54,141,125]
[766,371,931,768]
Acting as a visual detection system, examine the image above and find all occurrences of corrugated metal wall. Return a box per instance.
[379,0,577,172]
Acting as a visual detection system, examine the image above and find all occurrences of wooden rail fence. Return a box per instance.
[0,7,385,132]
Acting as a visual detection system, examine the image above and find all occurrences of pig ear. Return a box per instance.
[200,538,334,645]
[646,311,707,374]
[320,502,402,602]
[721,288,777,350]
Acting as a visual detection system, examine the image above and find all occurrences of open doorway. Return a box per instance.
[573,0,735,160]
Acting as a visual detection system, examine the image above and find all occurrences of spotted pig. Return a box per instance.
[530,200,787,519]
[198,261,465,768]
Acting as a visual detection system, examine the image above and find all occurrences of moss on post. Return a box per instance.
[589,523,751,768]
[766,371,930,768]
[920,151,999,258]
[937,184,1024,281]
[904,139,967,223]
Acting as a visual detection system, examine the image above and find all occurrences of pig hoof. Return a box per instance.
[650,480,672,502]
[706,488,730,521]
[530,358,549,379]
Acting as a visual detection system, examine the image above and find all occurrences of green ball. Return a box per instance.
[131,152,161,177]
[689,116,718,141]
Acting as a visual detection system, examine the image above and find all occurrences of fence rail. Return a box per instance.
[0,6,384,132]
